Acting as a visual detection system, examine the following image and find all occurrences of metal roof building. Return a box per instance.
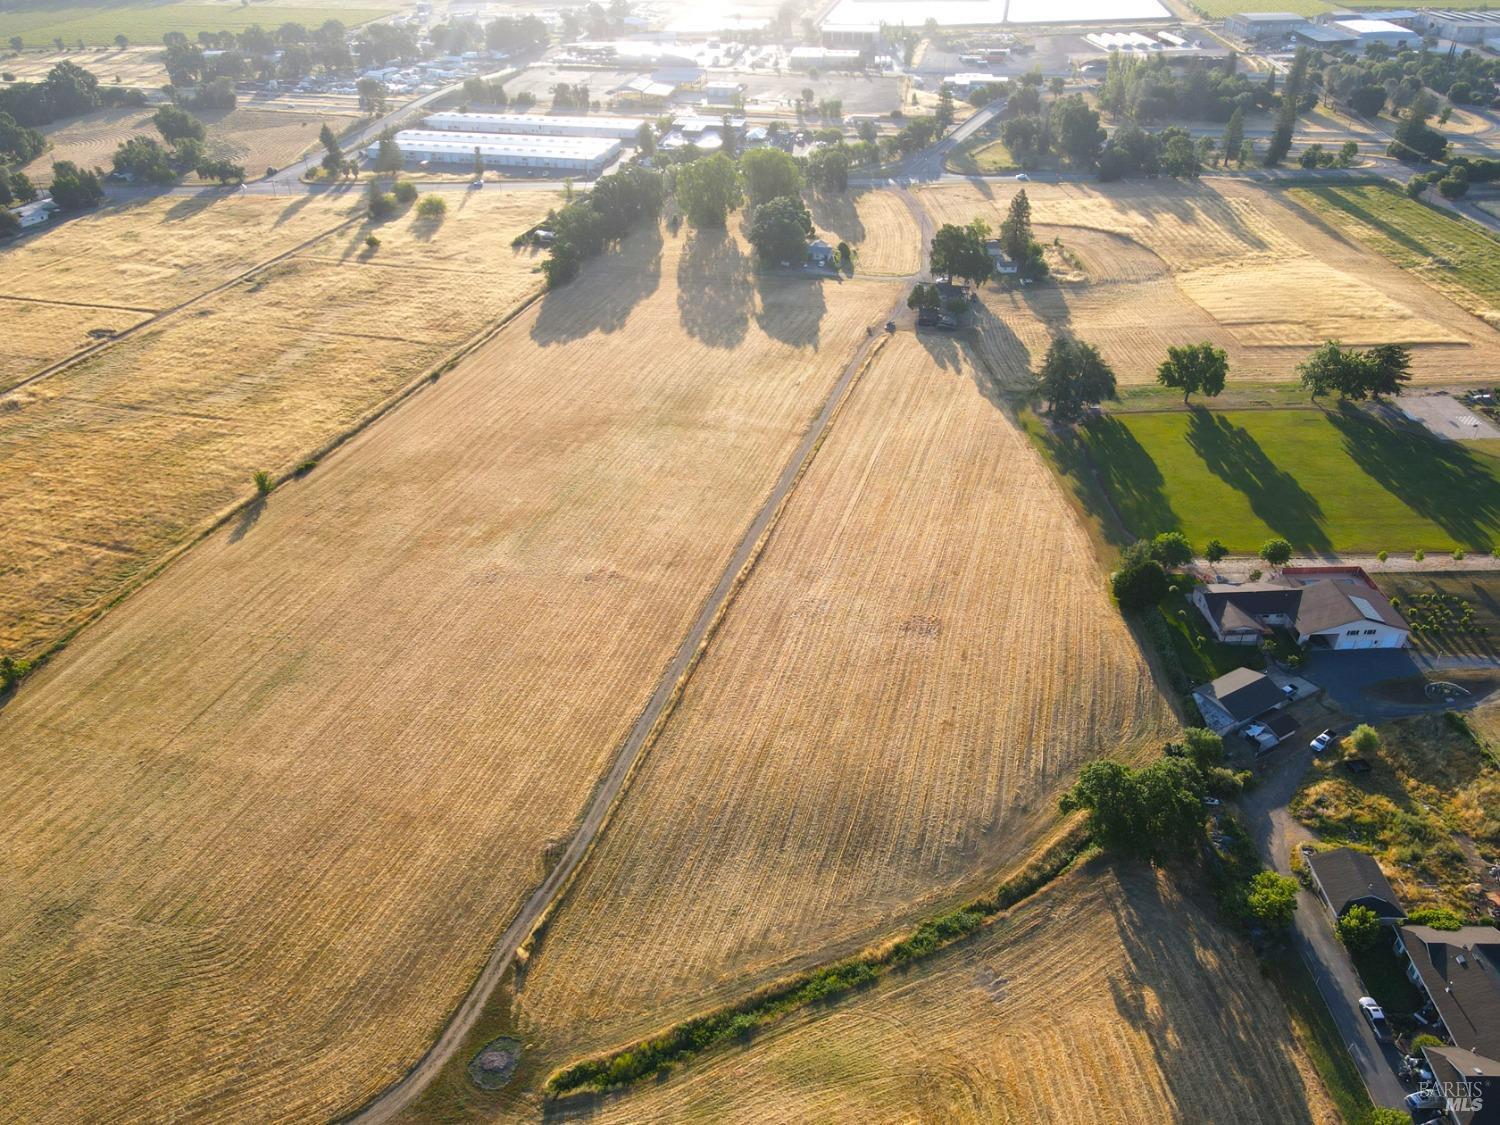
[422,111,649,139]
[372,130,622,173]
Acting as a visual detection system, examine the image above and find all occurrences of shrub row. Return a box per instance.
[545,829,1089,1098]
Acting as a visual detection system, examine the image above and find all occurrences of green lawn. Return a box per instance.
[1289,184,1500,319]
[945,135,1019,175]
[0,3,396,48]
[1157,587,1264,683]
[1076,406,1500,554]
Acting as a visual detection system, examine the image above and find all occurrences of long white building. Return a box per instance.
[422,111,649,139]
[372,129,622,173]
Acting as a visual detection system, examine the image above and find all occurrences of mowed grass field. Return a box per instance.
[570,863,1338,1124]
[1289,184,1500,328]
[0,188,559,660]
[1070,406,1500,554]
[919,180,1500,387]
[0,45,169,86]
[0,1,397,47]
[502,333,1174,1108]
[0,231,901,1121]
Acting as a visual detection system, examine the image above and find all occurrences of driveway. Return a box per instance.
[1299,650,1498,722]
[1235,727,1410,1111]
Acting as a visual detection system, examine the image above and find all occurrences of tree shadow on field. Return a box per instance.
[965,300,1033,411]
[755,270,825,349]
[1103,862,1328,1123]
[676,227,752,349]
[1184,408,1331,552]
[1105,181,1273,258]
[163,190,223,223]
[274,191,316,226]
[228,497,265,544]
[1326,403,1500,548]
[1085,415,1177,538]
[532,224,662,345]
[808,188,866,249]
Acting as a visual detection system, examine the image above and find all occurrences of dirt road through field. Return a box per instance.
[347,293,913,1124]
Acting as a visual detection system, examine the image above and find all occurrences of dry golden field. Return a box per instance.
[0,191,361,391]
[0,190,555,659]
[0,231,900,1122]
[918,180,1500,386]
[507,332,1174,1103]
[809,188,923,277]
[17,104,358,184]
[573,863,1338,1125]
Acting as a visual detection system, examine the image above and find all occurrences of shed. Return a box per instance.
[807,239,834,267]
[1305,847,1404,922]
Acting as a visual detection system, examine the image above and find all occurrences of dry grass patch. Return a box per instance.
[916,180,1500,387]
[0,190,556,658]
[572,863,1337,1125]
[0,231,899,1122]
[0,297,150,392]
[17,103,357,184]
[509,332,1173,1104]
[808,188,921,277]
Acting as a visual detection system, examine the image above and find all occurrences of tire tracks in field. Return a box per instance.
[2,206,364,399]
[345,286,923,1125]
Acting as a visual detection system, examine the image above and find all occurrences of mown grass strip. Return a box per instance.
[543,828,1090,1099]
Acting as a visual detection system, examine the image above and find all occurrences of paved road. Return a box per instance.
[1237,730,1411,1110]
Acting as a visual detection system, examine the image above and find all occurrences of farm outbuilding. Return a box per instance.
[421,112,649,139]
[1304,847,1405,922]
[1225,12,1309,39]
[372,130,622,174]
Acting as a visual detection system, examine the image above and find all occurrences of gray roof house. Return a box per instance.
[1304,847,1404,922]
[1191,568,1408,651]
[1191,667,1286,733]
[1420,1045,1499,1125]
[1396,926,1500,1061]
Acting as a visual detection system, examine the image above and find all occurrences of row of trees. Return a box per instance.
[1099,52,1270,125]
[539,164,665,287]
[107,105,242,184]
[1323,42,1498,113]
[1297,341,1412,401]
[0,60,143,128]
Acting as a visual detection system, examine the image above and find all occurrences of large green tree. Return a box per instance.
[1156,342,1228,403]
[929,222,992,286]
[1037,336,1117,423]
[1052,93,1104,168]
[1060,757,1206,865]
[735,147,798,207]
[675,153,742,228]
[746,194,813,263]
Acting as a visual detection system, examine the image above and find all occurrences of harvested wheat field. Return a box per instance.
[573,863,1337,1125]
[17,105,157,184]
[0,190,559,659]
[507,332,1174,1104]
[0,190,360,313]
[0,231,900,1122]
[809,188,923,276]
[918,180,1500,386]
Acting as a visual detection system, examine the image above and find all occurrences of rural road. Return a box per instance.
[344,287,922,1123]
[1238,716,1410,1110]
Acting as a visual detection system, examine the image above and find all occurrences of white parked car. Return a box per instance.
[1359,996,1390,1040]
[1310,729,1335,754]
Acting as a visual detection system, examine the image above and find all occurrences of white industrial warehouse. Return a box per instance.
[422,111,649,138]
[371,129,622,173]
